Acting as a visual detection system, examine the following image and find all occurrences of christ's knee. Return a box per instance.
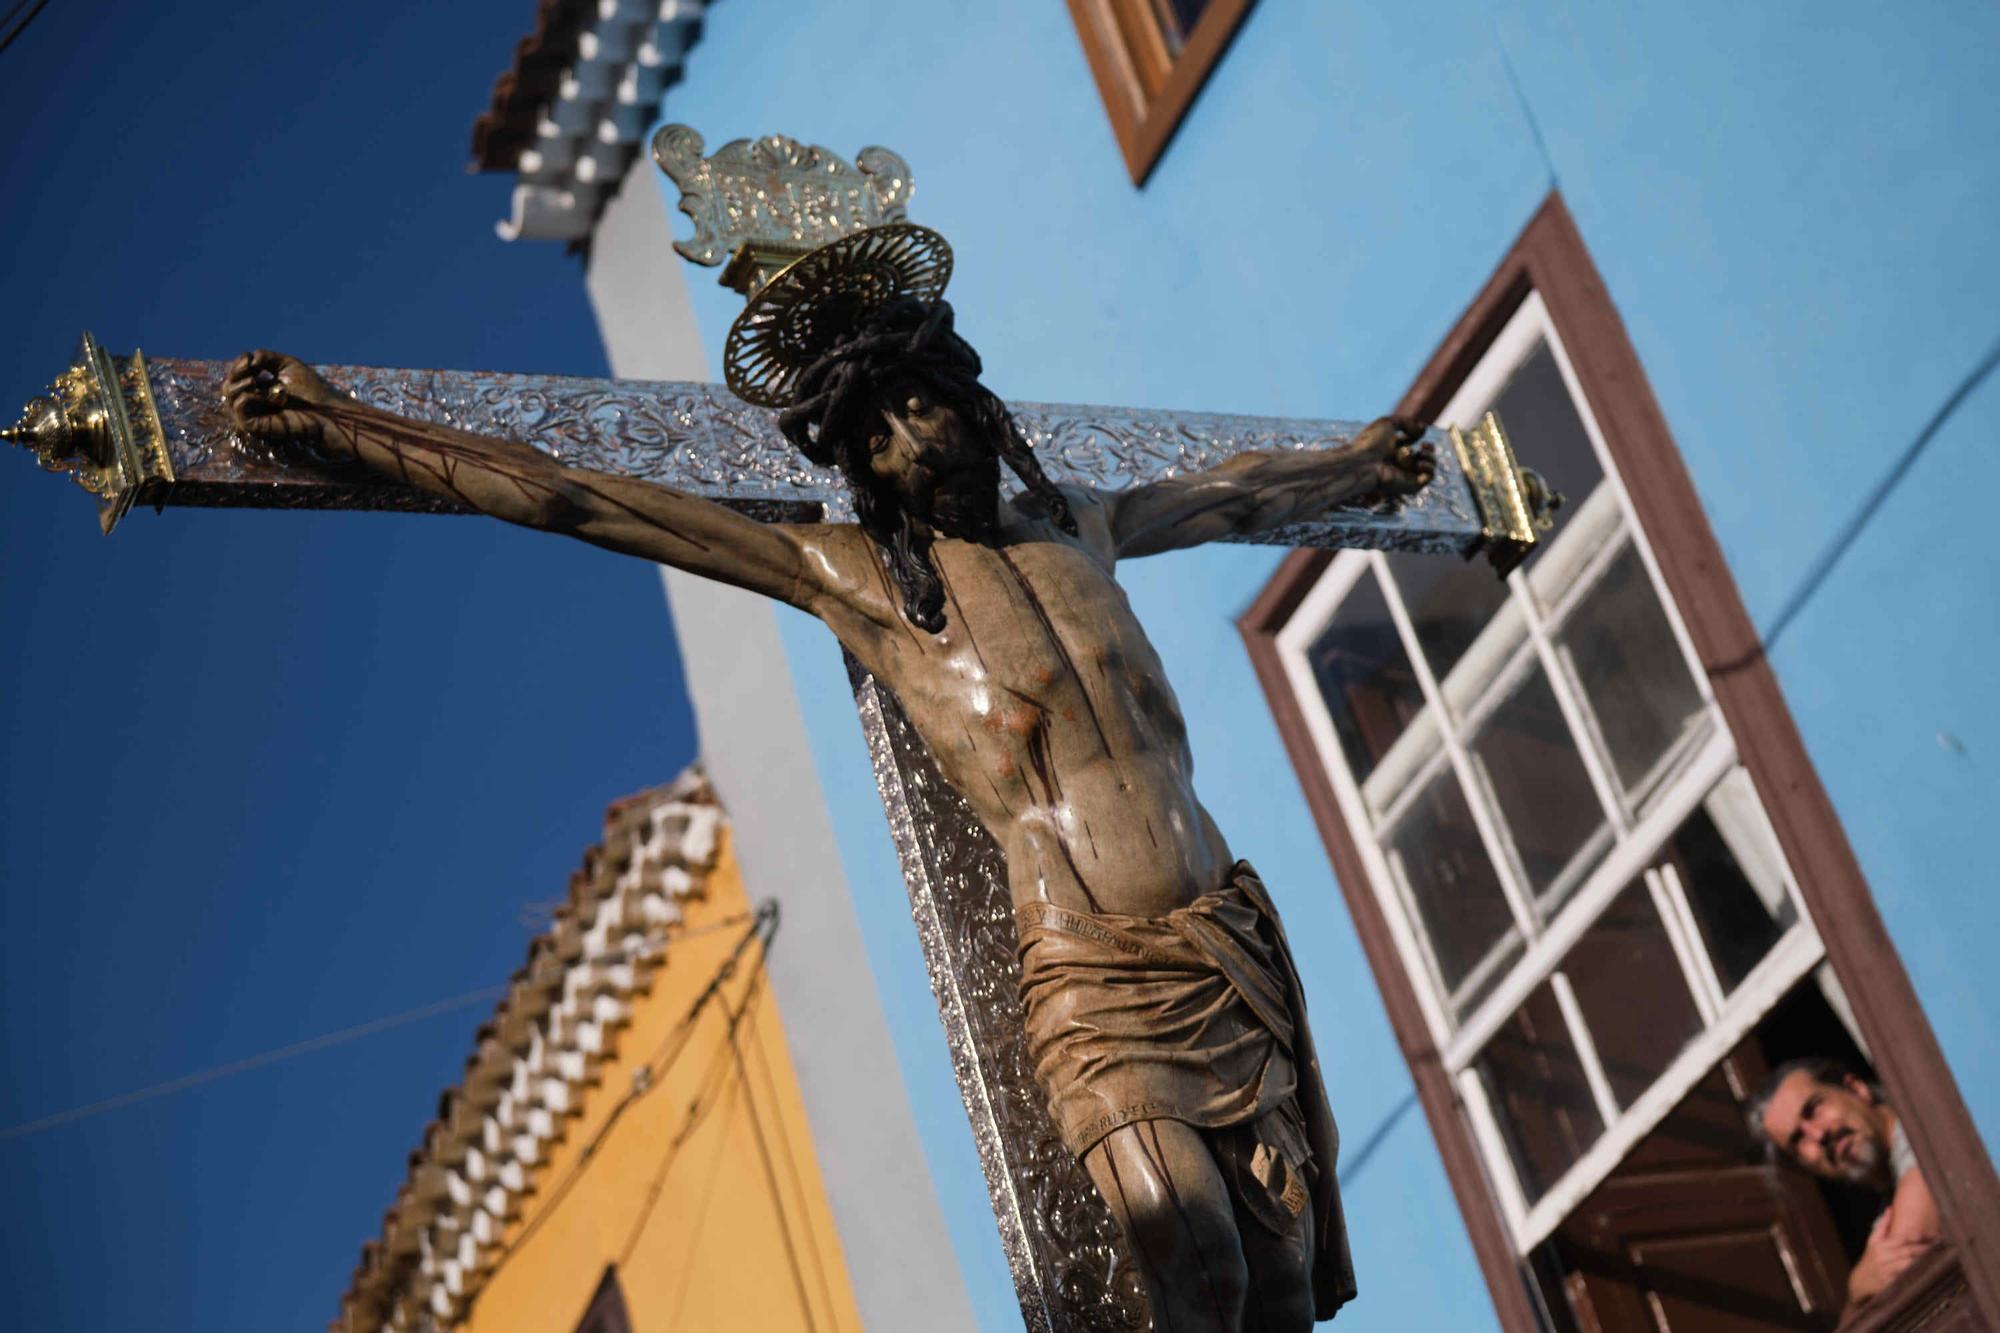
[1124,1190,1247,1328]
[1089,1126,1248,1327]
[1238,1224,1314,1333]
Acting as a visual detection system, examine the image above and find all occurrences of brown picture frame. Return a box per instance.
[1066,0,1258,185]
[1237,192,2000,1329]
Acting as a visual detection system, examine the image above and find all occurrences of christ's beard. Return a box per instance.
[911,464,1001,542]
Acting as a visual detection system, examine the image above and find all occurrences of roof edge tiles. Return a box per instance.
[333,768,724,1332]
[470,0,709,243]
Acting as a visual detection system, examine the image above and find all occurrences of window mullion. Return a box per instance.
[1532,323,1717,712]
[1370,550,1455,744]
[1516,570,1632,836]
[1455,1066,1531,1244]
[1534,494,1635,627]
[1381,843,1478,1030]
[1517,925,1829,1250]
[1444,726,1737,1068]
[1371,741,1452,836]
[1548,970,1621,1129]
[1620,502,1719,710]
[1372,553,1543,946]
[1445,929,1527,1018]
[1648,863,1727,1023]
[1270,554,1458,1053]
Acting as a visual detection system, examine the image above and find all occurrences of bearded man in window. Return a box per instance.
[1751,1058,1941,1309]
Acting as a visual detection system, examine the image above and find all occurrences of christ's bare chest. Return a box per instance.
[843,535,1192,808]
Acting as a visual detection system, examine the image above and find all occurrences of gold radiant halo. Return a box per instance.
[723,223,954,409]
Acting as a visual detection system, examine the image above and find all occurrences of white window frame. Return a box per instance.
[1273,292,1827,1250]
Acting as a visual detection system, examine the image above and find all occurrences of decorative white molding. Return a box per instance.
[494,2,710,242]
[334,768,724,1331]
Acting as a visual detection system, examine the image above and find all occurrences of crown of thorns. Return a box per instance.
[776,297,995,469]
[722,223,953,410]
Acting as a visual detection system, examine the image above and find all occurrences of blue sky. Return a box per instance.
[0,5,697,1328]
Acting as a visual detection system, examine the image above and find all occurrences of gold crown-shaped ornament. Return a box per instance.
[651,125,953,409]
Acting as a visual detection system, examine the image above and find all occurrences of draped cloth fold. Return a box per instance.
[1015,861,1356,1320]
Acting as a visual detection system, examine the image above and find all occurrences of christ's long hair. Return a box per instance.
[777,297,1074,632]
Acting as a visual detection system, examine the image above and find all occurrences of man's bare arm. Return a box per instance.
[1846,1167,1943,1309]
[1885,1163,1942,1244]
[1847,1212,1933,1307]
[223,351,816,608]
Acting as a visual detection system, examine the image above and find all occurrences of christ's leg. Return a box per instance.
[1230,1192,1314,1332]
[1210,1103,1318,1333]
[1085,1119,1248,1332]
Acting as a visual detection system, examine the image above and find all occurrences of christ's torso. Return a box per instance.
[808,492,1233,919]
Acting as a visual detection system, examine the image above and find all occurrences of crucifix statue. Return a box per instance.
[6,128,1553,1331]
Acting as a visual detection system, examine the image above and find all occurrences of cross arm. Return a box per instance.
[4,333,1554,571]
[226,351,819,609]
[1101,416,1435,560]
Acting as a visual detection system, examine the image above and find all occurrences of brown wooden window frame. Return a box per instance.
[1066,0,1257,185]
[1237,192,2000,1331]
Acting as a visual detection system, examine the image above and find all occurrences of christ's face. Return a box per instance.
[864,373,1000,540]
[1760,1071,1889,1186]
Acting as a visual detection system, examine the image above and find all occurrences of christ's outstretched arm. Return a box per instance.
[1103,414,1435,559]
[223,351,820,609]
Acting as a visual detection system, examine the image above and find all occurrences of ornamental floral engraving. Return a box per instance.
[852,659,1151,1332]
[139,358,1483,556]
[651,124,914,268]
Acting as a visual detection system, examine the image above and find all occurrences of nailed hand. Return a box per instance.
[223,349,341,447]
[1353,414,1436,499]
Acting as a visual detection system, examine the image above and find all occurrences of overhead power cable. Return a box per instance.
[725,970,821,1333]
[658,1060,747,1327]
[0,982,509,1142]
[740,987,843,1322]
[0,0,49,58]
[0,910,761,1144]
[617,951,772,1266]
[466,901,780,1297]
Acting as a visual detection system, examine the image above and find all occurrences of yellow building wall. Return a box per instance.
[460,832,865,1333]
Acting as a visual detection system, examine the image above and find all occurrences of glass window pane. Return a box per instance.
[1383,551,1512,683]
[1525,480,1624,612]
[1488,340,1604,521]
[1665,789,1797,994]
[1152,0,1210,40]
[1560,882,1705,1108]
[1307,570,1425,784]
[1559,543,1706,798]
[1432,599,1529,726]
[1467,665,1606,902]
[1471,982,1605,1201]
[1384,767,1522,1016]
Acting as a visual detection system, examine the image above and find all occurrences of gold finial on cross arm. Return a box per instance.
[4,332,174,533]
[1449,411,1562,574]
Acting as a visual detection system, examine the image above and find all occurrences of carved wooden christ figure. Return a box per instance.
[226,276,1431,1328]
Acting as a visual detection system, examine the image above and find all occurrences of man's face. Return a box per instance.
[1761,1070,1889,1185]
[862,374,1000,540]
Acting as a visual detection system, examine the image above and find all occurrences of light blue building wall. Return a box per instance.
[651,3,2000,1327]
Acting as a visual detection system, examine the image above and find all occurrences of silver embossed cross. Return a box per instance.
[4,129,1551,1333]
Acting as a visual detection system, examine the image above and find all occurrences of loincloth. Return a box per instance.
[1016,861,1356,1316]
[1016,867,1301,1153]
